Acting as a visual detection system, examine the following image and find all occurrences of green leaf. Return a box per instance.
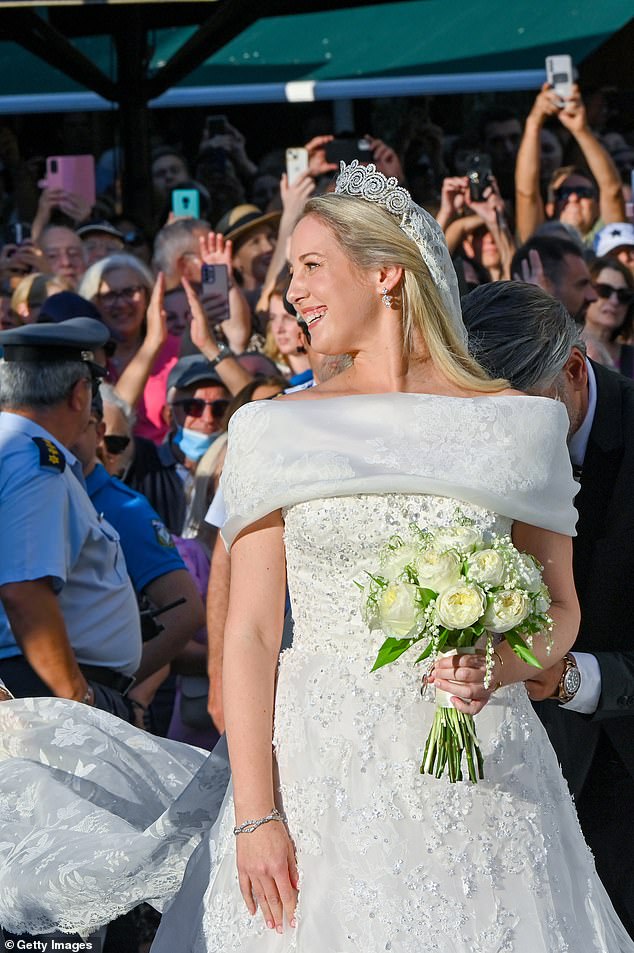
[371,637,414,672]
[414,642,434,664]
[417,587,438,608]
[505,630,543,669]
[353,580,365,591]
[365,572,388,588]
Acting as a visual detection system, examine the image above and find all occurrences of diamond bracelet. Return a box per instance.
[233,808,286,836]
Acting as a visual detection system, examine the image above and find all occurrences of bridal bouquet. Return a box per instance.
[358,515,552,783]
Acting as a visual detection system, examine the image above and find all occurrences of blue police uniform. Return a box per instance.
[0,414,142,676]
[85,462,185,593]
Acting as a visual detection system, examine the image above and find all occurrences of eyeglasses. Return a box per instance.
[554,185,596,203]
[97,285,145,308]
[170,398,230,418]
[594,282,634,305]
[103,434,131,455]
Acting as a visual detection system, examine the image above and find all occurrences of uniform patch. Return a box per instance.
[152,519,175,547]
[32,437,66,472]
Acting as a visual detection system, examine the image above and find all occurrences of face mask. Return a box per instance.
[174,427,219,462]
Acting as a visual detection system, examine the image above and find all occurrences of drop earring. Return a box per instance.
[382,287,393,309]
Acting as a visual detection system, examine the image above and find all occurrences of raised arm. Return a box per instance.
[557,86,626,225]
[114,272,167,412]
[515,84,561,242]
[223,510,298,935]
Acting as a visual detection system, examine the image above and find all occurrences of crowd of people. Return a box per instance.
[0,77,633,952]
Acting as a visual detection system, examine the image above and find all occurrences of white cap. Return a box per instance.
[594,222,634,257]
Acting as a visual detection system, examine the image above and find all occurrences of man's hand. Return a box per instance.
[182,277,219,357]
[525,659,565,701]
[528,82,564,127]
[513,248,548,290]
[557,84,588,136]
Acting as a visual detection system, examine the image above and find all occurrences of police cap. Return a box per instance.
[0,317,110,377]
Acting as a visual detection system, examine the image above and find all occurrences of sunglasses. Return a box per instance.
[171,398,230,419]
[103,434,131,454]
[594,283,634,306]
[554,185,596,203]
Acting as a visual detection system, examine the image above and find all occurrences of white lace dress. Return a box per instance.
[1,394,632,953]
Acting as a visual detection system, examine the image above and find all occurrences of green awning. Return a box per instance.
[0,1,630,109]
[176,1,632,87]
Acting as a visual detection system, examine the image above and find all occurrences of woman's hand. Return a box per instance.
[304,134,337,178]
[236,821,299,933]
[182,276,218,358]
[144,271,168,352]
[365,135,405,182]
[428,651,496,715]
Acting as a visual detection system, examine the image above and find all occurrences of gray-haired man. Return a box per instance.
[463,280,634,937]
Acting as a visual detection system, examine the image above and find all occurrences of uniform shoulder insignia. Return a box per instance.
[152,519,175,548]
[32,437,66,473]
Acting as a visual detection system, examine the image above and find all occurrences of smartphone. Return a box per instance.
[201,263,230,322]
[5,222,32,245]
[39,155,96,208]
[466,154,493,203]
[325,138,373,166]
[172,188,200,219]
[286,147,309,185]
[546,55,574,107]
[206,114,228,137]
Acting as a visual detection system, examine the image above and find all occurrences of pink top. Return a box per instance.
[107,334,180,444]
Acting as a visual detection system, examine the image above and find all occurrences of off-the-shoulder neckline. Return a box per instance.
[266,391,556,406]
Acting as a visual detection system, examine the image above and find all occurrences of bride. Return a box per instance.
[1,162,633,952]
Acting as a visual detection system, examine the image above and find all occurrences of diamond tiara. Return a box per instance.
[334,160,465,344]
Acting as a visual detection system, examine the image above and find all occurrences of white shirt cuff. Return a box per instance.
[205,487,227,530]
[562,652,601,714]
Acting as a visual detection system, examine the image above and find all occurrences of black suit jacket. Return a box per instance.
[535,361,634,796]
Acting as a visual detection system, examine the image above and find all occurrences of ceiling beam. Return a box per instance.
[6,9,118,101]
[145,0,259,100]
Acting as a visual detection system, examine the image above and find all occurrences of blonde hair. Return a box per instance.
[10,273,68,317]
[300,194,507,393]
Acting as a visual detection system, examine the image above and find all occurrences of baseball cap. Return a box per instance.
[594,223,634,257]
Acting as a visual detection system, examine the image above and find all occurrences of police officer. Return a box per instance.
[71,389,205,727]
[0,318,141,719]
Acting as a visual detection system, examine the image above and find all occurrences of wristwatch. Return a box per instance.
[208,345,234,369]
[552,653,581,704]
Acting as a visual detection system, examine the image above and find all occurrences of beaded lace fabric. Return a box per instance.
[335,160,467,346]
[1,395,632,951]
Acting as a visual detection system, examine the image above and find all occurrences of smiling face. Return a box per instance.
[585,266,630,337]
[287,214,382,356]
[268,294,303,356]
[96,266,148,343]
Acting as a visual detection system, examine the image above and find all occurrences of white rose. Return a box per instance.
[378,582,420,638]
[432,525,483,554]
[415,547,462,593]
[466,549,506,587]
[435,584,486,630]
[514,553,543,593]
[380,543,421,582]
[483,590,530,633]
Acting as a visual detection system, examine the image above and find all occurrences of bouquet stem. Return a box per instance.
[420,706,484,783]
[420,647,484,783]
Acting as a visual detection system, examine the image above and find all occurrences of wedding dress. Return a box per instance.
[1,394,632,953]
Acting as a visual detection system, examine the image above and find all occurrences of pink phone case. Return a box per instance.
[39,155,96,208]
